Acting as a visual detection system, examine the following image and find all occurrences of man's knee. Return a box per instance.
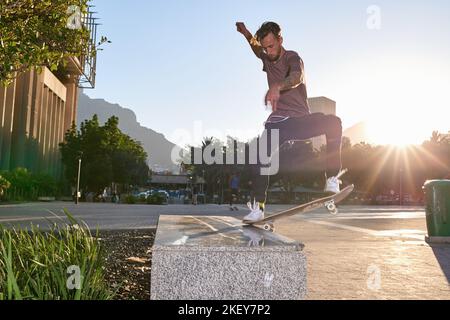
[326,115,342,133]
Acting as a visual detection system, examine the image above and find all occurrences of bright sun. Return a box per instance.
[366,120,424,146]
[335,53,450,147]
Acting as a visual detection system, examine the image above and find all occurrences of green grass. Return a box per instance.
[0,210,114,300]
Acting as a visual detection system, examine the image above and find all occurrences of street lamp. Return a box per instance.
[399,167,403,206]
[202,169,205,194]
[75,152,82,204]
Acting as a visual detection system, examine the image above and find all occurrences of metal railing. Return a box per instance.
[78,5,100,89]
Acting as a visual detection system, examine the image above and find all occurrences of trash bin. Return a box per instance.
[423,180,450,238]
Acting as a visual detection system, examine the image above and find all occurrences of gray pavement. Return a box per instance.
[1,202,449,299]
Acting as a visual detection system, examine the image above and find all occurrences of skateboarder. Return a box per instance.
[236,21,346,223]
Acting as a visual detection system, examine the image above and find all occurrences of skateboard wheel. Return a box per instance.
[329,208,338,215]
[326,202,336,212]
[263,223,274,232]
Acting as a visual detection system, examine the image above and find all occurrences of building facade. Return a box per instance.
[0,9,99,182]
[0,64,80,180]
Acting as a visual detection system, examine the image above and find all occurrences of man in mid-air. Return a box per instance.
[236,21,346,223]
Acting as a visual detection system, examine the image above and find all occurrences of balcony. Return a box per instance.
[64,5,100,89]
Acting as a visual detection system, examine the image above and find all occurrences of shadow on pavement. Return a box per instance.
[431,245,450,284]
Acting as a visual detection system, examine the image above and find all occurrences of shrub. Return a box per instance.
[0,168,56,201]
[146,193,165,205]
[0,175,11,199]
[0,210,114,300]
[123,194,136,204]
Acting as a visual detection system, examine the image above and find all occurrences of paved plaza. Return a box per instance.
[1,202,449,299]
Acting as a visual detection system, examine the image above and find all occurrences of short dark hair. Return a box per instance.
[255,22,281,42]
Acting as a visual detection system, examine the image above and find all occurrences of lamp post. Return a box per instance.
[202,169,205,194]
[75,152,82,204]
[221,168,224,205]
[399,167,403,206]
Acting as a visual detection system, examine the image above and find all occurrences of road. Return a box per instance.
[0,202,425,232]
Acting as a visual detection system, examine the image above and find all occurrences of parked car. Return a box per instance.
[137,191,151,199]
[156,190,169,203]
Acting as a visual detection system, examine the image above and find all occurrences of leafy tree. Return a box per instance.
[421,131,450,180]
[105,116,149,187]
[80,115,112,193]
[59,115,150,196]
[0,0,110,86]
[59,123,82,186]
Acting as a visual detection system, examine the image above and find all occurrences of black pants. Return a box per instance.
[251,112,343,203]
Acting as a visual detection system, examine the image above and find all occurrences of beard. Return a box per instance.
[267,49,282,61]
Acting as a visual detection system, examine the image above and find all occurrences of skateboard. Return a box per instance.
[243,184,354,232]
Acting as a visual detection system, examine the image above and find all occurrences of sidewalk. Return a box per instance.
[274,209,450,299]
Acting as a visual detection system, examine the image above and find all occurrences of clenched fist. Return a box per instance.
[236,22,251,39]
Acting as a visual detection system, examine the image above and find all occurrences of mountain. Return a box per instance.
[343,121,372,145]
[77,92,180,173]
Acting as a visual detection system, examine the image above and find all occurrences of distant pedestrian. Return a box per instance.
[247,180,254,201]
[229,173,241,211]
[192,185,198,205]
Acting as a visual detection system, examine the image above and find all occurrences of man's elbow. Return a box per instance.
[292,72,303,87]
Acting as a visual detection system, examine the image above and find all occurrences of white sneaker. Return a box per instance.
[242,199,264,223]
[324,168,348,194]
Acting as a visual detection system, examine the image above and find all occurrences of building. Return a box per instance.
[0,8,100,182]
[307,96,336,150]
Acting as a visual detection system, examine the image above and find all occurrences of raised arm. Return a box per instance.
[236,22,264,59]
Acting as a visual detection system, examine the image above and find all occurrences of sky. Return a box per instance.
[86,0,450,147]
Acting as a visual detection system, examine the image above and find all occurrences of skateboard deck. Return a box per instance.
[244,184,354,231]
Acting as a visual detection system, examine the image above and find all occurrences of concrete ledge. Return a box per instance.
[150,215,307,300]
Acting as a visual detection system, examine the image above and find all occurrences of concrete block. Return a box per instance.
[151,215,306,300]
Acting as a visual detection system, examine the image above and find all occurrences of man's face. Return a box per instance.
[260,33,283,61]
